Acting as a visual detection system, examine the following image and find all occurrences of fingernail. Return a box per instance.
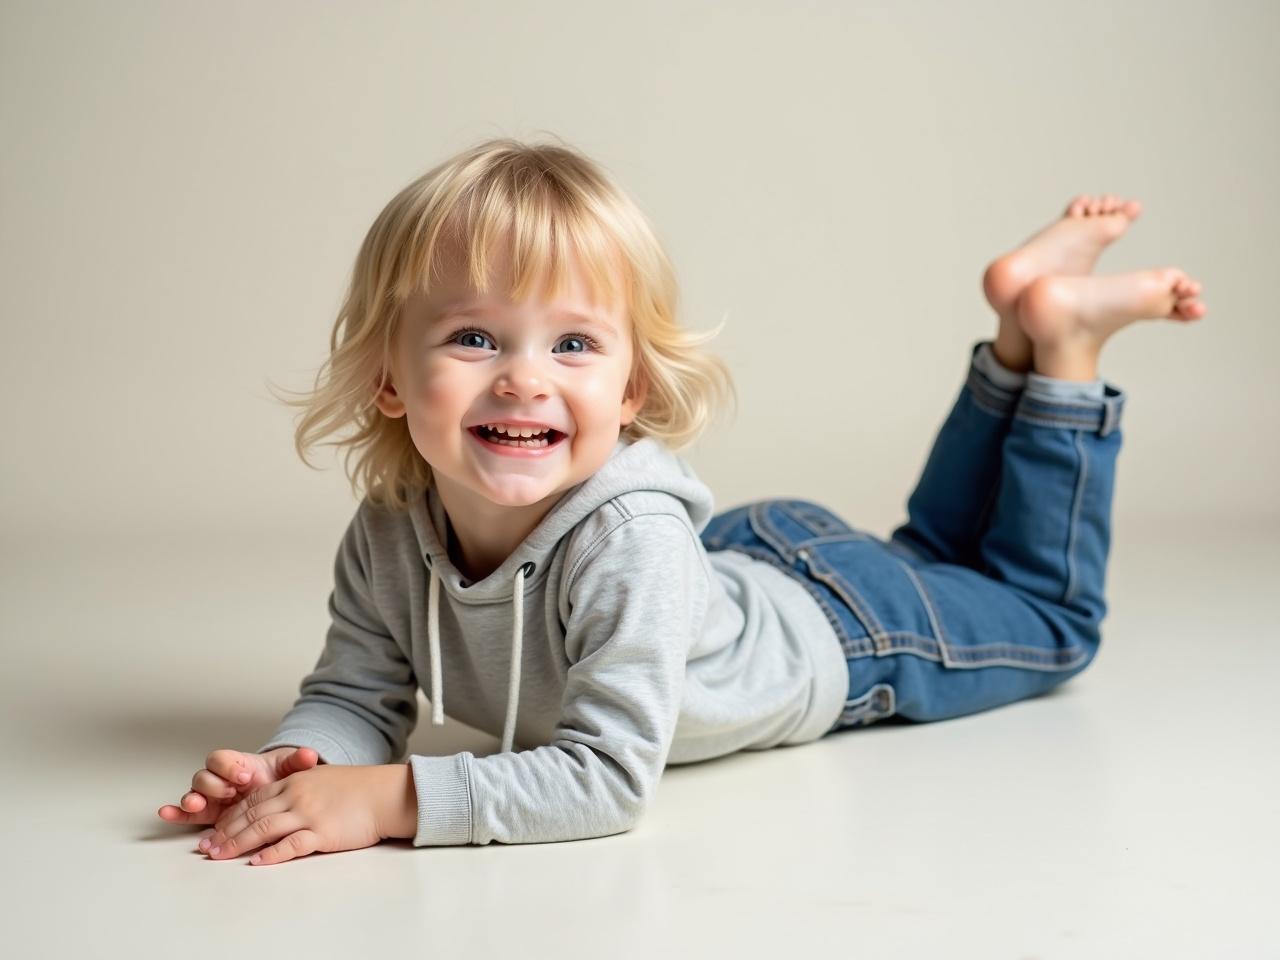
[237,772,250,783]
[209,845,221,856]
[198,838,210,851]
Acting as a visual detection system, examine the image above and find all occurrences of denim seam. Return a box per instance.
[968,377,1020,414]
[970,389,1019,420]
[796,546,891,651]
[1063,431,1088,607]
[749,501,800,562]
[842,630,1088,668]
[895,559,950,665]
[795,542,1089,667]
[776,500,858,539]
[775,501,827,538]
[885,536,932,566]
[1016,412,1103,431]
[1022,394,1108,411]
[713,505,1093,671]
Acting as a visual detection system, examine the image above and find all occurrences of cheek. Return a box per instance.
[399,372,464,450]
[572,369,629,407]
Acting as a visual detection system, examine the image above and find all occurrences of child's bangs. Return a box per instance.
[412,168,631,316]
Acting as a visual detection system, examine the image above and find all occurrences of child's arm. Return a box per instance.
[256,507,419,765]
[407,512,711,846]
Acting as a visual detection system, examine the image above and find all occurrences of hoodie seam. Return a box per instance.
[565,510,704,595]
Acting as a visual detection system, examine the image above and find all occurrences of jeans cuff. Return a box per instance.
[973,340,1029,390]
[1025,370,1105,402]
[966,341,1022,417]
[1015,383,1126,437]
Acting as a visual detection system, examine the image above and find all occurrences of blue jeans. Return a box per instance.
[697,339,1126,732]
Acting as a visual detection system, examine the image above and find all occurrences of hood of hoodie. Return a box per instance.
[406,435,715,753]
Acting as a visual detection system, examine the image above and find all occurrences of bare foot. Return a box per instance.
[983,194,1143,371]
[1018,268,1207,381]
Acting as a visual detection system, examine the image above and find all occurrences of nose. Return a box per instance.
[493,352,551,401]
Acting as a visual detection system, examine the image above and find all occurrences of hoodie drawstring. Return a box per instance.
[427,560,533,755]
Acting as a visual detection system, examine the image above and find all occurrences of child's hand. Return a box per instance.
[202,764,396,866]
[156,746,321,829]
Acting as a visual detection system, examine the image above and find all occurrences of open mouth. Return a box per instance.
[468,425,567,450]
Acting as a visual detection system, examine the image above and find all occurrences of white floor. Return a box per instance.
[4,515,1275,959]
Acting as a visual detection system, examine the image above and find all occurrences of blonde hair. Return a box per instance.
[267,135,738,513]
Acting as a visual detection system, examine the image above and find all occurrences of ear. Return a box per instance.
[619,363,649,428]
[372,373,407,419]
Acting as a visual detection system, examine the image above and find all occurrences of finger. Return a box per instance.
[192,769,240,802]
[158,802,204,824]
[276,747,320,777]
[158,798,220,825]
[208,783,283,849]
[206,750,256,788]
[207,803,298,861]
[250,829,321,866]
[179,790,208,813]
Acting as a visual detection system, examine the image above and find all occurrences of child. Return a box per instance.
[157,141,1205,863]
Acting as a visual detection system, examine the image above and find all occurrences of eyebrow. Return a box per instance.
[434,302,618,337]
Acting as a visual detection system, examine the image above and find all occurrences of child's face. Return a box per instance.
[376,242,646,511]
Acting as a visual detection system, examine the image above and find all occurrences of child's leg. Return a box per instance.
[974,267,1205,620]
[836,371,1124,725]
[888,195,1144,570]
[886,341,1029,569]
[830,267,1206,726]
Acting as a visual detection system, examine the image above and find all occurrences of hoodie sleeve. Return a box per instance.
[407,512,711,846]
[256,507,420,766]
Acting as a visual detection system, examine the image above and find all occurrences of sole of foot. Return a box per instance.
[983,194,1144,321]
[1018,268,1207,358]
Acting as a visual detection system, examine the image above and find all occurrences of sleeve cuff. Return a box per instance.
[255,701,396,766]
[408,752,475,846]
[257,728,358,765]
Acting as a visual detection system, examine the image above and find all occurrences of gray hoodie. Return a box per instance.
[258,436,848,845]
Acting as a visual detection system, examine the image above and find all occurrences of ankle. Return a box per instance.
[1032,337,1101,382]
[993,322,1033,373]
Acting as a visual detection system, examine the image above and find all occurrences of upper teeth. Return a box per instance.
[482,423,552,437]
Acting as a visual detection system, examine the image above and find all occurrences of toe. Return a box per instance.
[1122,198,1143,220]
[1066,194,1089,216]
[1101,194,1118,213]
[1086,196,1102,215]
[1174,299,1206,321]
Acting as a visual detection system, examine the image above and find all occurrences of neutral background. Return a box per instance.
[3,2,1276,957]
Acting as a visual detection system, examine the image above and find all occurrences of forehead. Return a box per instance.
[418,237,627,329]
[433,296,620,337]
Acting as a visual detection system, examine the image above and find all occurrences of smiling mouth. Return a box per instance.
[468,425,567,449]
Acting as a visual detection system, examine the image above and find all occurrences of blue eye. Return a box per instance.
[553,332,602,354]
[449,326,601,353]
[454,329,492,350]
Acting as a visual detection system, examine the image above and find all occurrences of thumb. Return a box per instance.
[277,746,321,776]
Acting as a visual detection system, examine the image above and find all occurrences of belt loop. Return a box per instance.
[1098,396,1119,437]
